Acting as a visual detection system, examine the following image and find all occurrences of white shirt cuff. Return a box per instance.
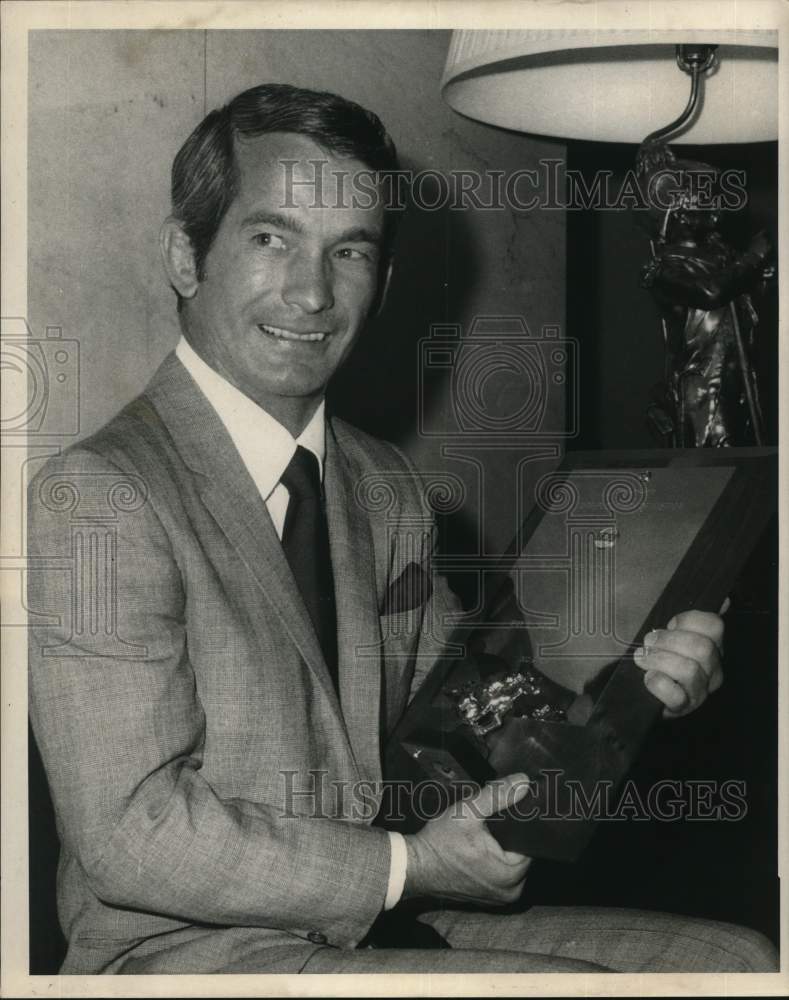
[384,831,408,911]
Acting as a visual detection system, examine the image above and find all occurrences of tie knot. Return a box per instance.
[281,445,321,500]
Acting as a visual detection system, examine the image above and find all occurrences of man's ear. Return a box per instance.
[160,217,199,300]
[371,258,394,318]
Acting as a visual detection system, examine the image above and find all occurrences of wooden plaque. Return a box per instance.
[384,448,777,862]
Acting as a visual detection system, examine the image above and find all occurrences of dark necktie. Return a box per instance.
[282,449,449,952]
[280,446,339,692]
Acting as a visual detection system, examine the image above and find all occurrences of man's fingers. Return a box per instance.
[666,611,725,653]
[639,628,720,679]
[642,668,692,716]
[635,650,708,711]
[636,625,725,702]
[468,773,530,820]
[459,775,532,875]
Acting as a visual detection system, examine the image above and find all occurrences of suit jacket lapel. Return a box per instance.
[144,355,343,715]
[325,420,383,786]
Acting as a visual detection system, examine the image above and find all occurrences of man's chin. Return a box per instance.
[252,373,332,403]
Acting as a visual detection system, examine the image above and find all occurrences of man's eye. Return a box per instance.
[253,232,286,250]
[335,246,375,262]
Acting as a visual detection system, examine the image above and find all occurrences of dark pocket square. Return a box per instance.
[381,561,432,615]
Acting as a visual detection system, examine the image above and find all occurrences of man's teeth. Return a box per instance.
[259,324,326,342]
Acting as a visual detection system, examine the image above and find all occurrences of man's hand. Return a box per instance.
[402,773,532,906]
[633,609,725,719]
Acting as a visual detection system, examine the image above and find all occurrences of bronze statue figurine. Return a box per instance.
[636,143,774,446]
[634,44,775,447]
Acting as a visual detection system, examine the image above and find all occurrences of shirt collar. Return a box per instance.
[175,335,325,500]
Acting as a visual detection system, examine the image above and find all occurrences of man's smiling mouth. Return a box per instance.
[258,323,327,343]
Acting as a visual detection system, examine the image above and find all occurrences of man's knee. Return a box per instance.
[655,913,779,973]
[724,924,779,973]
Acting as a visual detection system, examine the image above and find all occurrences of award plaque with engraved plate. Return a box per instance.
[384,448,777,862]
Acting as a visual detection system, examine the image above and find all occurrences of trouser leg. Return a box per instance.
[418,905,779,973]
[300,944,608,973]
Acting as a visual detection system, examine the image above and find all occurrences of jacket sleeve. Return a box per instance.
[27,447,390,947]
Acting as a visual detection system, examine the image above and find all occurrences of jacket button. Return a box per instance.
[307,930,328,945]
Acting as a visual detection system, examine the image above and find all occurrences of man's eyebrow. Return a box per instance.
[335,226,383,245]
[240,210,304,234]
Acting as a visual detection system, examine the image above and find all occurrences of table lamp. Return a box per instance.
[442,29,779,446]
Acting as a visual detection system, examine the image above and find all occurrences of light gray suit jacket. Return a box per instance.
[28,353,457,974]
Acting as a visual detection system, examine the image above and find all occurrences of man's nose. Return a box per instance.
[281,253,334,313]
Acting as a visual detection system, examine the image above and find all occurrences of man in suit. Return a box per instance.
[28,83,778,974]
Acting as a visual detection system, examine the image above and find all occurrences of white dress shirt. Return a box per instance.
[175,336,407,912]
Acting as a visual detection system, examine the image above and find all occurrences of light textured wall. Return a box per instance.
[28,29,567,559]
[29,30,203,426]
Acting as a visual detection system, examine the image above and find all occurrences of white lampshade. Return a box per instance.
[442,30,778,144]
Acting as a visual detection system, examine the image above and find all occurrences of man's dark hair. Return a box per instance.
[171,82,400,285]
